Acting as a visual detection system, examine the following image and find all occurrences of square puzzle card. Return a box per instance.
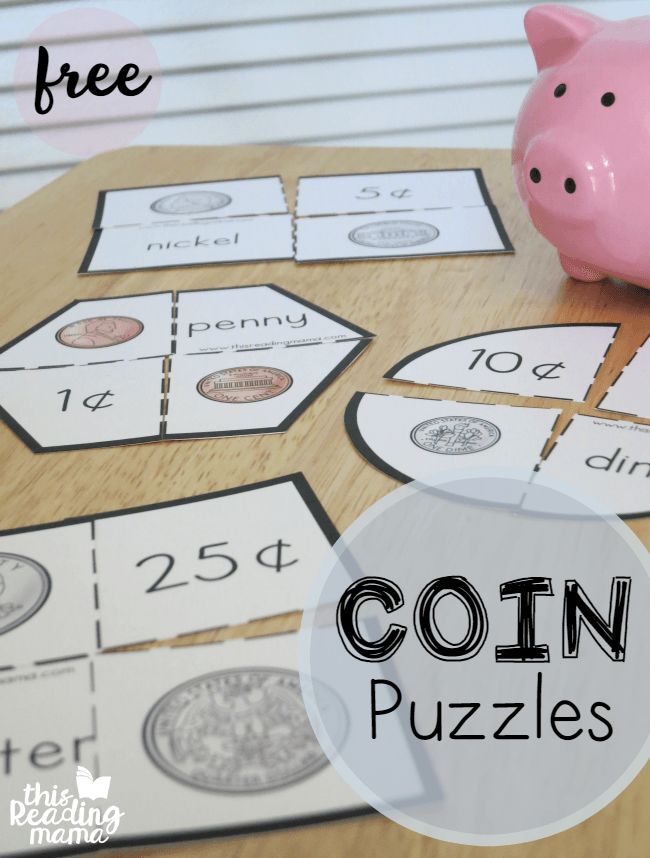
[0,285,373,452]
[294,169,513,262]
[80,177,294,273]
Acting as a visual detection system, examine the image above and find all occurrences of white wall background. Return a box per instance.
[1,0,648,210]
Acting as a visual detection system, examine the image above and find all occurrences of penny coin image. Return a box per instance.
[411,416,501,454]
[143,668,329,793]
[56,316,144,349]
[0,553,51,635]
[197,366,293,404]
[348,220,439,249]
[150,190,232,215]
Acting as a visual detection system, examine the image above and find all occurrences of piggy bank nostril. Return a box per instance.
[530,167,542,183]
[564,178,577,194]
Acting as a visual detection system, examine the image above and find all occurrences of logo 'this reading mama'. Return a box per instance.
[9,766,123,847]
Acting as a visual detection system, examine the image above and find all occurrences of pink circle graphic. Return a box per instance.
[13,8,161,157]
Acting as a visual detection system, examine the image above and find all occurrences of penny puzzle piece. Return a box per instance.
[80,177,294,272]
[0,284,373,451]
[387,323,619,402]
[598,336,650,420]
[165,341,368,439]
[0,291,173,370]
[294,169,513,262]
[346,392,559,503]
[0,475,337,662]
[0,359,164,451]
[534,415,650,518]
[174,283,368,353]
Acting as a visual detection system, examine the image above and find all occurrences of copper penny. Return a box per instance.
[56,316,144,349]
[197,366,293,403]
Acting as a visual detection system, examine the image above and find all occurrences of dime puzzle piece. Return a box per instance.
[386,323,618,402]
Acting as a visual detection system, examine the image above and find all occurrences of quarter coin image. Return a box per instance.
[411,416,501,454]
[348,220,439,249]
[0,553,51,635]
[197,366,293,404]
[56,316,144,349]
[143,668,329,792]
[150,190,232,215]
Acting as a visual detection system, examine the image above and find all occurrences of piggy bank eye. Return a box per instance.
[601,92,616,107]
[554,83,567,98]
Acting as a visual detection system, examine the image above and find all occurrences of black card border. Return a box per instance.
[0,472,339,545]
[3,806,375,858]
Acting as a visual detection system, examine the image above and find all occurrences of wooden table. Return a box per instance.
[0,145,648,858]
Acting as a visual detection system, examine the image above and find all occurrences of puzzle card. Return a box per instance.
[94,475,338,648]
[598,336,650,420]
[0,475,337,661]
[535,415,650,518]
[346,392,560,504]
[386,324,619,402]
[80,177,293,273]
[0,635,369,854]
[294,169,513,263]
[93,635,366,843]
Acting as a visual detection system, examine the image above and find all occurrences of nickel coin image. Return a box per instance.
[411,416,501,454]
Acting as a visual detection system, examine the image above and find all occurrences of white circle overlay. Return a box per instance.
[299,470,650,846]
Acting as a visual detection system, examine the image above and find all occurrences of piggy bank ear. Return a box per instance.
[525,4,604,71]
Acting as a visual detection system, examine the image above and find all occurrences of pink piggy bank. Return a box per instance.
[513,4,650,290]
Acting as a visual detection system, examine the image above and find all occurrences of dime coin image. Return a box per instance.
[197,366,293,404]
[143,668,329,792]
[0,553,51,635]
[56,316,144,349]
[348,220,439,249]
[411,416,501,454]
[150,190,232,215]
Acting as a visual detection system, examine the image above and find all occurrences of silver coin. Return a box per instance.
[150,190,232,215]
[411,416,501,455]
[348,220,439,249]
[0,553,51,635]
[143,668,329,793]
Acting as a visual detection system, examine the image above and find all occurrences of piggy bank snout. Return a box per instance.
[522,133,607,222]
